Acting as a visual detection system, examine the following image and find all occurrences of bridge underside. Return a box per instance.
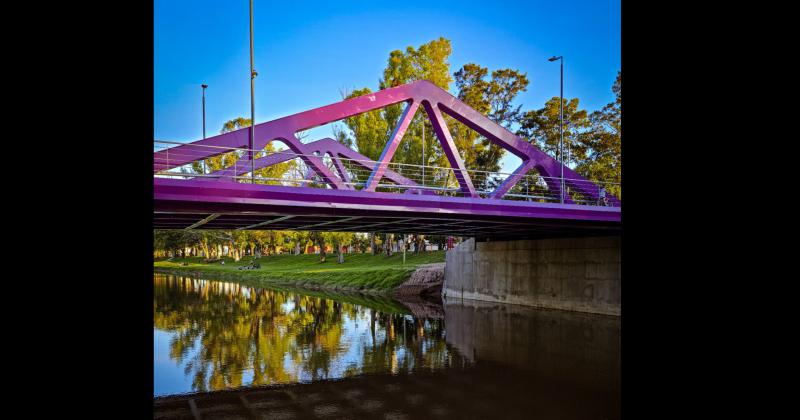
[154,179,620,239]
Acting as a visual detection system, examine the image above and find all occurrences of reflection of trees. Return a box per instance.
[359,315,461,375]
[154,274,466,393]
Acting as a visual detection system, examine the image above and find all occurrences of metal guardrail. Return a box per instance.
[154,140,620,207]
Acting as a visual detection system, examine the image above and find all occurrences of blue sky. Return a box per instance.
[155,0,619,171]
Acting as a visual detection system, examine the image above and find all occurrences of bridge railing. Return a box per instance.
[154,140,620,207]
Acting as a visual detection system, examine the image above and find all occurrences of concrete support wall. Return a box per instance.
[444,236,620,315]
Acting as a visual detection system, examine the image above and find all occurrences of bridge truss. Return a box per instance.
[154,80,620,239]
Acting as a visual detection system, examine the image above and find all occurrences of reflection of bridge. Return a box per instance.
[154,80,619,238]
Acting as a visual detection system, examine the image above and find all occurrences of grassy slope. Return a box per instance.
[153,251,445,292]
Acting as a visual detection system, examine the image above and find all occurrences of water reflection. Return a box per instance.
[154,273,620,419]
[154,274,466,395]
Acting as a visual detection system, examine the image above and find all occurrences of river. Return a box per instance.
[154,273,619,419]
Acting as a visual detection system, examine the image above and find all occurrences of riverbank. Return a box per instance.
[154,251,445,294]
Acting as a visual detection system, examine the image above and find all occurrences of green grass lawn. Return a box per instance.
[153,251,445,292]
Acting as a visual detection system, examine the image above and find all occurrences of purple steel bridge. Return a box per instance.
[154,80,620,239]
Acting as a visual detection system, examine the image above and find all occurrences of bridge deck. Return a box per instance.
[154,178,620,239]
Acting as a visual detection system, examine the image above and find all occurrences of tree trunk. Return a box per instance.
[335,241,344,263]
[385,233,393,257]
[317,235,326,262]
[370,232,376,255]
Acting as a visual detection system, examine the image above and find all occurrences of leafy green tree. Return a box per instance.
[517,97,590,163]
[339,38,529,196]
[341,37,453,174]
[288,231,310,255]
[452,63,529,189]
[230,230,249,261]
[308,231,326,262]
[154,230,184,257]
[576,71,621,198]
[341,87,390,163]
[324,232,355,263]
[351,233,369,253]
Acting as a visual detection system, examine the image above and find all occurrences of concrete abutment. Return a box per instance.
[444,236,620,316]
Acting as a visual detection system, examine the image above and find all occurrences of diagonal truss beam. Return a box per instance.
[295,216,361,230]
[331,155,351,184]
[422,100,476,197]
[185,214,220,230]
[203,138,421,191]
[364,101,420,191]
[336,218,417,231]
[237,215,295,230]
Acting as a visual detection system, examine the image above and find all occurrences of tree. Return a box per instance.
[351,233,369,253]
[515,72,621,201]
[341,37,454,174]
[308,231,326,262]
[154,230,184,257]
[338,39,530,198]
[324,232,354,263]
[370,232,378,255]
[517,97,590,164]
[384,233,394,257]
[290,231,310,255]
[341,87,389,162]
[576,71,621,198]
[452,63,529,189]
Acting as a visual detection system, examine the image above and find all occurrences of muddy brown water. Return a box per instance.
[154,273,619,419]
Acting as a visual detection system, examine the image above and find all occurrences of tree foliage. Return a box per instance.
[452,63,529,188]
[338,37,531,195]
[517,97,590,163]
[516,72,621,198]
[342,37,453,178]
[577,71,621,197]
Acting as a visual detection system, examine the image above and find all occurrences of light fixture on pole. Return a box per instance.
[548,55,564,203]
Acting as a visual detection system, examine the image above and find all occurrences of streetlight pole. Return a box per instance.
[201,84,207,139]
[422,120,425,186]
[201,84,208,174]
[549,55,564,203]
[249,0,257,184]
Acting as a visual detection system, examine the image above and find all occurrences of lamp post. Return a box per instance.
[201,84,208,139]
[548,55,564,203]
[201,84,208,174]
[249,0,257,183]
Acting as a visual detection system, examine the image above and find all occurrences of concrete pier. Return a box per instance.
[444,236,620,315]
